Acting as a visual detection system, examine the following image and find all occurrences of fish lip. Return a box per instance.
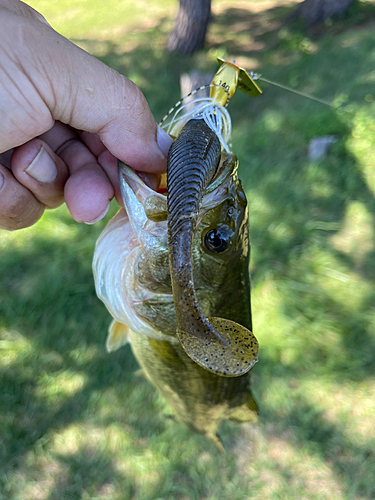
[117,161,167,243]
[118,161,166,208]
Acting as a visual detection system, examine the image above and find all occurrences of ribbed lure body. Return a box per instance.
[167,119,258,377]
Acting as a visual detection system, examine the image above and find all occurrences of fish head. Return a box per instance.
[114,153,251,338]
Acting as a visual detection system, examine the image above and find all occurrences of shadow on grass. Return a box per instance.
[1,2,375,499]
[263,398,375,499]
[46,446,140,500]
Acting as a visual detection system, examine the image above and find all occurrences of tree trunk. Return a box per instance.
[296,0,356,25]
[167,0,211,55]
[180,71,212,110]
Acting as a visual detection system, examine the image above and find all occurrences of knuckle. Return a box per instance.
[120,76,150,121]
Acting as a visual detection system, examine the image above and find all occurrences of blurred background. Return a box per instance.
[1,0,375,498]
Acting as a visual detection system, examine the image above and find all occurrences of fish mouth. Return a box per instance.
[118,163,167,238]
[117,153,237,232]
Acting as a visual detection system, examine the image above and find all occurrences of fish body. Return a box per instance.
[130,332,258,450]
[93,151,258,447]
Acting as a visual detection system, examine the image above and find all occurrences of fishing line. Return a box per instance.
[247,70,339,110]
[159,83,231,126]
[160,86,232,153]
[259,76,337,109]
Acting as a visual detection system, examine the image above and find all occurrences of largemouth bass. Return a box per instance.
[93,61,261,449]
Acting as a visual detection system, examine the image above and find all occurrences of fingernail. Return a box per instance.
[25,146,57,183]
[0,171,4,190]
[156,126,173,158]
[84,202,110,225]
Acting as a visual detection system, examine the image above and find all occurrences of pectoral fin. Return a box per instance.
[106,320,130,353]
[229,394,259,423]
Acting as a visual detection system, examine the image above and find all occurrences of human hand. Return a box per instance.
[0,0,172,230]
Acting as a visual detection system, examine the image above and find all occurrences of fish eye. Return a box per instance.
[204,226,231,253]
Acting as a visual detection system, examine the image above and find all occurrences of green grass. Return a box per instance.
[1,0,375,498]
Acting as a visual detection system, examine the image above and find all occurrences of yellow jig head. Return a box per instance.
[210,57,263,106]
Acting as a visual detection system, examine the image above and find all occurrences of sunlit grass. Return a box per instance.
[1,0,375,499]
[28,0,177,39]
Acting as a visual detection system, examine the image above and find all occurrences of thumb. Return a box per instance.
[49,50,172,172]
[3,11,172,172]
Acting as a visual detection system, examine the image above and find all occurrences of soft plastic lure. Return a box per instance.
[162,60,264,377]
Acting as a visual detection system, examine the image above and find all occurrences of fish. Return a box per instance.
[92,61,260,450]
[93,146,258,450]
[92,51,345,447]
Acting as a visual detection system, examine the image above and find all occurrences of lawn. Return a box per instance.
[1,0,375,498]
